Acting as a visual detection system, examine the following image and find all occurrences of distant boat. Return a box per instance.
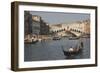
[38,39,42,42]
[81,34,90,38]
[62,42,83,56]
[68,37,79,40]
[52,36,61,40]
[24,38,38,44]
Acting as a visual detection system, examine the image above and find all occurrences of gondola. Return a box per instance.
[24,39,38,44]
[62,42,83,56]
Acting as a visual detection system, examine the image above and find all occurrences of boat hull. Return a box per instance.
[24,40,38,44]
[63,48,82,56]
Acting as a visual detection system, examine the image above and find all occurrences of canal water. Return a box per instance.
[24,37,90,61]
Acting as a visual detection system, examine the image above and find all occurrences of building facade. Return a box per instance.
[31,15,41,35]
[31,15,49,35]
[40,20,49,35]
[24,11,33,36]
[24,13,50,39]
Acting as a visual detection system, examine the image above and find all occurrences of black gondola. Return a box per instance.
[62,42,83,56]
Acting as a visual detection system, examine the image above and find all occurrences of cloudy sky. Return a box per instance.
[29,11,90,24]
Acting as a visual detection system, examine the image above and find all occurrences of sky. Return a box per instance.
[29,11,90,24]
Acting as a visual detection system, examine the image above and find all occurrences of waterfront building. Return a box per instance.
[31,15,41,35]
[40,20,49,35]
[32,15,49,35]
[24,11,33,37]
